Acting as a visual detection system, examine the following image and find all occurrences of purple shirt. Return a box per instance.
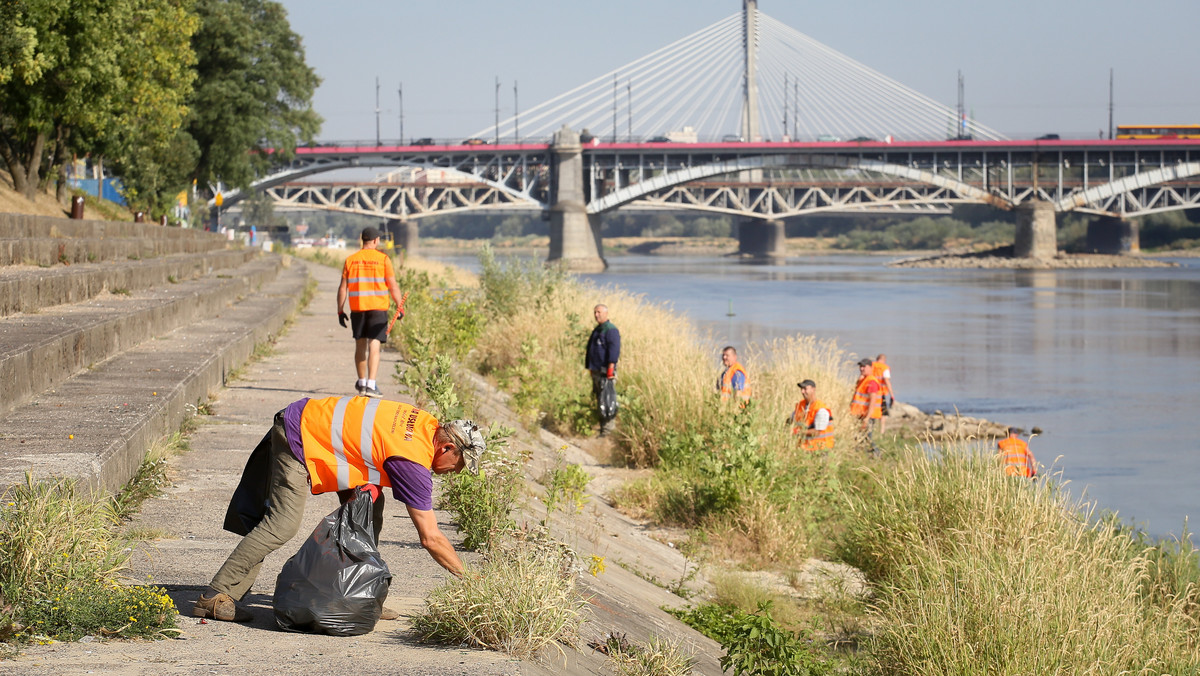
[282,398,434,511]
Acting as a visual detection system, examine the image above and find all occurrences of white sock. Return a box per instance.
[357,379,366,388]
[366,379,376,389]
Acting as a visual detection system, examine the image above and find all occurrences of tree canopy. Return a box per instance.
[0,0,321,215]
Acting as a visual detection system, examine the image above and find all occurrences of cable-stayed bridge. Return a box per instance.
[224,2,1200,270]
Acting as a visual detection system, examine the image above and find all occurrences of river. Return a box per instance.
[427,249,1200,539]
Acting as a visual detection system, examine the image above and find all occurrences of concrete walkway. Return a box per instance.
[1,262,519,675]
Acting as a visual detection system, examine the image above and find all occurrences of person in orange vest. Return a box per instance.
[716,346,751,404]
[851,357,883,455]
[789,379,834,451]
[871,354,895,433]
[997,427,1037,478]
[336,226,405,398]
[192,396,484,623]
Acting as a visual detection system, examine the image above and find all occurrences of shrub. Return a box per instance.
[603,632,696,676]
[542,451,591,517]
[411,528,586,658]
[0,476,178,642]
[437,425,524,551]
[669,602,830,676]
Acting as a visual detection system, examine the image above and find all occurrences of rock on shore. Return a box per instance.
[891,246,1177,269]
[888,401,1018,441]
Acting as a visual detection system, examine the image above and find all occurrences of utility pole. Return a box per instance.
[793,80,798,140]
[956,71,966,139]
[1108,68,1114,140]
[514,80,519,143]
[398,83,403,144]
[612,73,618,142]
[494,76,500,145]
[375,76,381,146]
[627,79,633,139]
[783,72,788,139]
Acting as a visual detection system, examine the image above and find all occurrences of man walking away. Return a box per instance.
[872,354,895,433]
[789,379,834,451]
[851,358,883,455]
[716,346,752,404]
[998,427,1037,478]
[192,396,484,623]
[585,304,621,436]
[337,226,405,397]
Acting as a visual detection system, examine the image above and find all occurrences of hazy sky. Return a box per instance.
[277,0,1200,142]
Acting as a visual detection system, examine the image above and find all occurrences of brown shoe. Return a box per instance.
[192,592,253,622]
[379,606,400,621]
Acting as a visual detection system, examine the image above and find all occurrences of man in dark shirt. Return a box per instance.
[585,304,621,436]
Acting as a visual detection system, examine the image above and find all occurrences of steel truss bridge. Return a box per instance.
[256,138,1200,221]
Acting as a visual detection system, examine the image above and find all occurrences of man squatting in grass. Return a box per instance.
[716,346,751,404]
[585,303,621,436]
[337,226,404,398]
[193,396,484,622]
[789,379,835,451]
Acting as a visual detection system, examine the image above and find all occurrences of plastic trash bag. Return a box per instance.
[599,377,618,422]
[273,486,392,636]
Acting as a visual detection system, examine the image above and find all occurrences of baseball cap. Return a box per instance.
[361,226,383,242]
[857,358,874,367]
[797,379,816,389]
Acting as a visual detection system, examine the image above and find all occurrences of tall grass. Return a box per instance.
[838,443,1200,674]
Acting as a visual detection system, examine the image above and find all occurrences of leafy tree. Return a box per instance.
[184,0,321,190]
[0,0,198,203]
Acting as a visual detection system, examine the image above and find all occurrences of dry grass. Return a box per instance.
[840,443,1200,674]
[411,529,587,658]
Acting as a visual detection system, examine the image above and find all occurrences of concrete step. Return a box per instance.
[0,213,223,240]
[0,235,230,266]
[0,260,310,496]
[0,255,285,420]
[0,248,259,318]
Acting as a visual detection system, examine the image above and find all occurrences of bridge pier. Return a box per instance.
[386,218,419,256]
[1014,200,1057,259]
[548,126,606,272]
[1086,215,1139,254]
[737,218,787,257]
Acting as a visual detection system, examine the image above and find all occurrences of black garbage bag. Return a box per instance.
[273,486,392,636]
[599,377,619,422]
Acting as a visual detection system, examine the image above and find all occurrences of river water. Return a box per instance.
[428,250,1200,539]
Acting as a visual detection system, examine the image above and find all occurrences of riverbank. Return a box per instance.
[890,245,1178,268]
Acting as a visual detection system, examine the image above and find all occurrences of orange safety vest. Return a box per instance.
[299,396,438,495]
[791,398,835,451]
[998,436,1036,478]
[342,248,394,312]
[872,360,892,397]
[851,375,882,419]
[718,363,752,401]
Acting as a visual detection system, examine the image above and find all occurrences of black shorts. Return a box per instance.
[350,310,389,342]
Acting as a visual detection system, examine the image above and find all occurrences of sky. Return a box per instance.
[276,0,1200,143]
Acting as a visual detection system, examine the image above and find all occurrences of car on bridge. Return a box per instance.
[462,137,491,146]
[412,137,436,145]
[1036,133,1060,141]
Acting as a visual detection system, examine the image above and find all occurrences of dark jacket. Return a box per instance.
[585,321,621,372]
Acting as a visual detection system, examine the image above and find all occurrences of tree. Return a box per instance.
[0,0,198,202]
[184,0,321,190]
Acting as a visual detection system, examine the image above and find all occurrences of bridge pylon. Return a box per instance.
[1014,200,1057,260]
[737,218,786,257]
[548,126,606,272]
[1086,215,1139,254]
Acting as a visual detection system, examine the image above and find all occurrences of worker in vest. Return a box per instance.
[851,358,883,455]
[337,226,405,398]
[716,346,751,404]
[192,396,484,623]
[872,354,895,433]
[789,379,834,451]
[997,427,1037,478]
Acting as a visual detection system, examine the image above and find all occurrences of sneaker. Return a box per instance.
[355,382,365,396]
[379,606,400,621]
[362,385,383,398]
[192,592,253,622]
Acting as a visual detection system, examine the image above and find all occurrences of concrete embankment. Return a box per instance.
[2,261,725,675]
